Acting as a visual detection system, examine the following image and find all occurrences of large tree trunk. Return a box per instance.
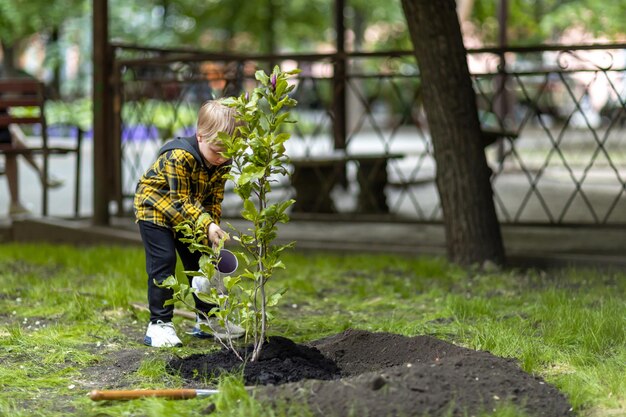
[401,0,505,266]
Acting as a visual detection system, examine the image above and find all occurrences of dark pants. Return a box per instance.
[138,220,215,323]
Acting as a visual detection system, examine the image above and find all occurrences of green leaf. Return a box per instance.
[240,234,256,245]
[196,291,218,305]
[275,112,291,125]
[179,286,194,301]
[241,288,255,298]
[196,212,212,228]
[255,70,269,85]
[178,237,195,245]
[267,288,287,307]
[199,254,213,271]
[174,223,193,235]
[274,242,296,253]
[272,260,286,269]
[237,251,250,265]
[239,165,266,185]
[240,271,257,281]
[275,79,288,98]
[157,275,179,288]
[241,199,258,222]
[223,275,241,291]
[274,132,291,144]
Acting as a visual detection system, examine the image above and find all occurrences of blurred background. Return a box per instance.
[5,1,626,98]
[3,0,626,226]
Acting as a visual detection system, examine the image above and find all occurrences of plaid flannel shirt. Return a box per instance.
[134,148,230,232]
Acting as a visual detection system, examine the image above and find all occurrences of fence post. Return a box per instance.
[333,0,347,187]
[111,59,123,215]
[495,0,510,165]
[93,0,112,225]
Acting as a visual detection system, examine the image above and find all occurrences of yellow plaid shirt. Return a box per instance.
[134,148,230,231]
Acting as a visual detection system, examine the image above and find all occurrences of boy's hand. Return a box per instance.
[208,222,229,248]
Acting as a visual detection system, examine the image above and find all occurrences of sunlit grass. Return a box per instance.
[0,243,624,416]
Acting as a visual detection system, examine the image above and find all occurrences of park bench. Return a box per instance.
[0,78,83,216]
[289,151,404,214]
[385,127,519,190]
[481,127,518,148]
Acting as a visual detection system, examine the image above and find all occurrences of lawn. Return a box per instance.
[0,243,624,417]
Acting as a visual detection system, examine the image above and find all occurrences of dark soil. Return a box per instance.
[168,335,340,385]
[169,329,573,417]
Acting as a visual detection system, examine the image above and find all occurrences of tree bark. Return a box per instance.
[401,0,505,266]
[0,42,19,76]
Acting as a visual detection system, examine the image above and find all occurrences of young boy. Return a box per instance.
[134,99,242,347]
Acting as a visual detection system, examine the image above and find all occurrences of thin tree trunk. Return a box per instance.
[0,42,18,76]
[50,28,61,98]
[401,0,505,266]
[457,0,475,23]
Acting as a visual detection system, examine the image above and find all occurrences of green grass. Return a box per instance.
[0,243,624,417]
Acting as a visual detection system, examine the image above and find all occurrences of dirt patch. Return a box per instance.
[309,329,470,376]
[169,336,340,385]
[260,330,572,416]
[169,329,572,416]
[80,349,147,390]
[0,260,63,278]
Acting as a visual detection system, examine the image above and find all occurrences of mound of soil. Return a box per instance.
[169,335,340,385]
[169,329,573,417]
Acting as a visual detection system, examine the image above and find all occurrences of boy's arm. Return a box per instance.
[161,150,213,229]
[202,163,230,225]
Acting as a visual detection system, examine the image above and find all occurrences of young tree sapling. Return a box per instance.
[160,66,300,362]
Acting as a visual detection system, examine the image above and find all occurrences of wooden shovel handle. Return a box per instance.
[89,388,197,401]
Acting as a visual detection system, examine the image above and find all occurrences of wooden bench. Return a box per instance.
[0,78,83,216]
[386,127,519,190]
[481,127,518,148]
[289,151,404,214]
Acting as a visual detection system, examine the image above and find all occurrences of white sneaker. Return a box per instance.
[47,177,64,188]
[144,320,182,347]
[42,176,64,189]
[9,202,32,218]
[191,317,245,340]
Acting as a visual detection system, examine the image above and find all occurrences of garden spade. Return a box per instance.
[88,388,220,401]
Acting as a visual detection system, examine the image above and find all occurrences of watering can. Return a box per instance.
[192,249,238,295]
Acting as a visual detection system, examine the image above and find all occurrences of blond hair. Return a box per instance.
[196,99,238,143]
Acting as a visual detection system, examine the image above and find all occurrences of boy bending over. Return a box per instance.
[134,99,243,347]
